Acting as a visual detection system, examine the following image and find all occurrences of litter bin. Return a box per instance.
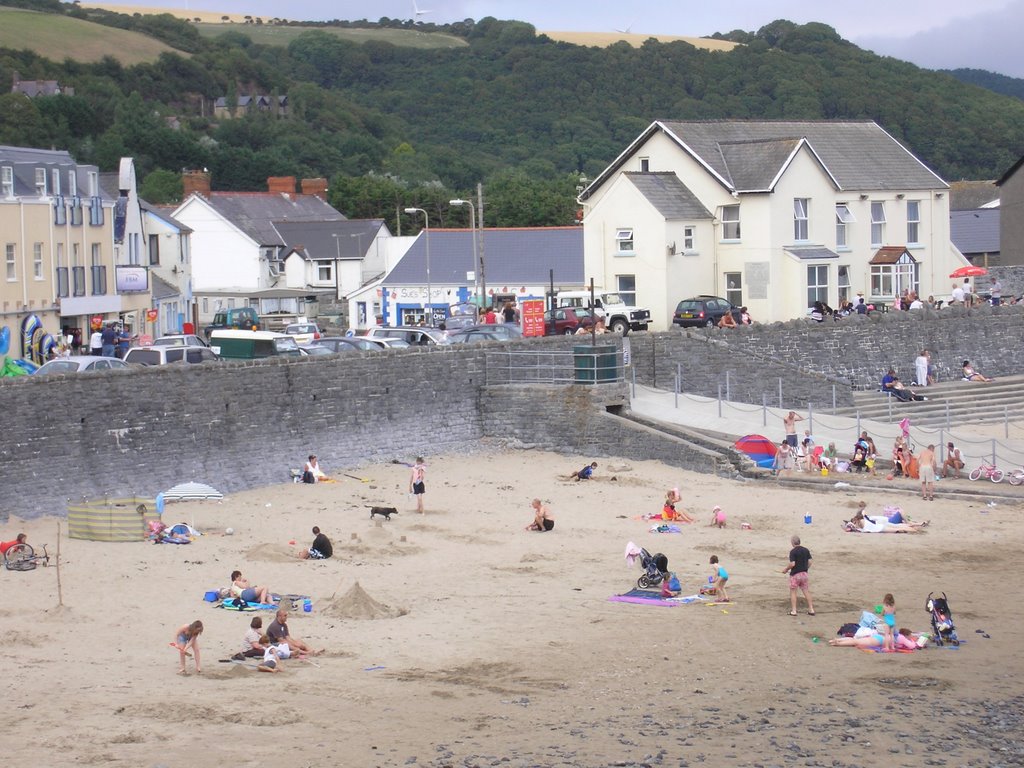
[573,344,618,384]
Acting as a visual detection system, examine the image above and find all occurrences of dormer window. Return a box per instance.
[35,168,47,196]
[2,166,13,198]
[51,169,61,196]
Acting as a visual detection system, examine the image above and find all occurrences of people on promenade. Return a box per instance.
[783,412,803,448]
[942,442,964,479]
[962,360,993,382]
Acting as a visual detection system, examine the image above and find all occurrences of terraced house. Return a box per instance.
[579,120,967,329]
[0,147,151,361]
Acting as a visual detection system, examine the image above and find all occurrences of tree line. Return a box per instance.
[1,2,1022,231]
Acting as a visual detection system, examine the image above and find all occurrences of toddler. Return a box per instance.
[702,555,729,601]
[708,505,726,528]
[882,593,896,651]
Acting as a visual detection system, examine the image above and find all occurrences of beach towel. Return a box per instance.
[609,589,708,607]
[649,524,682,534]
[216,598,278,612]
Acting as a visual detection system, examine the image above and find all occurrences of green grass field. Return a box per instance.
[193,22,468,50]
[0,7,179,65]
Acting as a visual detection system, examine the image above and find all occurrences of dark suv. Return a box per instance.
[204,307,261,339]
[673,296,740,328]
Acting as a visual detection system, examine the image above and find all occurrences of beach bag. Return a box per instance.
[837,622,860,638]
[668,574,681,592]
[859,610,878,628]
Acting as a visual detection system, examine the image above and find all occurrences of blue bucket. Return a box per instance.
[804,514,812,525]
[204,590,219,602]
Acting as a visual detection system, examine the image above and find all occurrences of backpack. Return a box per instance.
[837,622,860,637]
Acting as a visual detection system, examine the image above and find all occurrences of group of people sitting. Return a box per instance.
[716,307,752,328]
[842,501,929,533]
[232,609,322,671]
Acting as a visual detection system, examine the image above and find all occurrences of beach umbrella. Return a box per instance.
[949,265,987,278]
[161,482,224,528]
[734,434,777,468]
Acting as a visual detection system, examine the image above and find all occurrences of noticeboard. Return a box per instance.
[521,299,546,337]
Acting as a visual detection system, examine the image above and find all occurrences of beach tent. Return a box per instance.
[734,434,778,468]
[68,497,157,541]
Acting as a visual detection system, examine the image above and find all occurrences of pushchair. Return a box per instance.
[636,548,669,589]
[850,445,867,472]
[926,592,959,646]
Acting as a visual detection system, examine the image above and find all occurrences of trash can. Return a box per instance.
[573,344,618,384]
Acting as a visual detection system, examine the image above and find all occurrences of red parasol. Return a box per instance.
[949,265,987,278]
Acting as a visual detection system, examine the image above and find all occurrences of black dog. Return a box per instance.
[369,506,399,521]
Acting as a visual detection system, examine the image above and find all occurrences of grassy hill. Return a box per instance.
[0,7,178,64]
[541,30,736,52]
[192,22,468,50]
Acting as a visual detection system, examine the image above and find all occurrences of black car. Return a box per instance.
[318,336,386,352]
[448,324,523,342]
[672,296,741,328]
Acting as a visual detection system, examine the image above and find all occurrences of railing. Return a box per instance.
[484,347,625,386]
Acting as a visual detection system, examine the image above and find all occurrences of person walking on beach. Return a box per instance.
[409,456,426,514]
[918,444,938,500]
[783,412,803,448]
[172,620,203,675]
[782,536,814,616]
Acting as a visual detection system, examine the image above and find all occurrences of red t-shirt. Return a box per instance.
[0,539,22,554]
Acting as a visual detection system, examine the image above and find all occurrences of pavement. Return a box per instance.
[628,382,1024,471]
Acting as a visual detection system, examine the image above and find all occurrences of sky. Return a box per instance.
[101,0,1024,77]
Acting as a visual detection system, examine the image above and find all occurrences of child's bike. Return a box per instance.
[2,543,49,571]
[969,461,1004,483]
[1006,467,1024,486]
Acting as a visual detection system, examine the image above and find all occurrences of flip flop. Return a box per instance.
[789,611,798,616]
[807,611,816,616]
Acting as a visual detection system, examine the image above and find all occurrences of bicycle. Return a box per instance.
[1007,467,1024,487]
[969,461,1004,483]
[3,543,50,571]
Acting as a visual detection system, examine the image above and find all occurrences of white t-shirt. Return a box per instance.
[90,331,103,349]
[951,286,965,303]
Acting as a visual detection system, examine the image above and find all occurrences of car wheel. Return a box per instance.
[705,318,715,328]
[563,327,575,336]
[610,319,628,336]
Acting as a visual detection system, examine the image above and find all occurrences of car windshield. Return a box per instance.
[287,324,316,333]
[601,294,623,305]
[37,360,82,374]
[676,301,703,312]
[127,349,163,365]
[274,337,300,351]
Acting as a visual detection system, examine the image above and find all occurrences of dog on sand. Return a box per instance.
[369,506,399,521]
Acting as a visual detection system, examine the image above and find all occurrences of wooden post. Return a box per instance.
[56,520,63,607]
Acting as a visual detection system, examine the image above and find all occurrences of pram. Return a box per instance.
[850,444,867,472]
[926,591,959,646]
[636,548,669,589]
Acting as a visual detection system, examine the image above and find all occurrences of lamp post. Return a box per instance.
[449,198,478,312]
[404,207,431,325]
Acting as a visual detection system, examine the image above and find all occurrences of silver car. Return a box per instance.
[35,355,130,375]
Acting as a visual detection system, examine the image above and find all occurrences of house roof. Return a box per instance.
[0,145,107,199]
[581,120,948,200]
[144,202,192,233]
[950,209,1000,255]
[869,246,915,265]
[274,219,387,260]
[386,228,583,286]
[949,180,999,210]
[200,192,346,245]
[784,246,841,260]
[624,172,713,219]
[997,154,1024,186]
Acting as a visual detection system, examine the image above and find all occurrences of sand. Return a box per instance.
[3,447,1023,766]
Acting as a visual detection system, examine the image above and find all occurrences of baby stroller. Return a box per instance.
[637,548,669,589]
[850,444,867,473]
[926,591,959,646]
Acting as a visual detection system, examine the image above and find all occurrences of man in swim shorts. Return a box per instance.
[917,444,937,501]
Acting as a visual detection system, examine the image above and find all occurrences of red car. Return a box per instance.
[544,307,584,335]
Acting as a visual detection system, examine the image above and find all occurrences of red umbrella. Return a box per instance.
[734,435,778,468]
[949,265,987,278]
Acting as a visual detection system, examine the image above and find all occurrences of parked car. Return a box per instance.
[284,322,321,345]
[123,346,220,366]
[204,307,261,339]
[209,330,301,359]
[672,296,741,328]
[363,326,449,346]
[448,328,505,344]
[151,334,209,348]
[371,337,411,348]
[297,344,335,357]
[449,324,523,341]
[543,307,583,335]
[317,336,384,353]
[34,356,130,375]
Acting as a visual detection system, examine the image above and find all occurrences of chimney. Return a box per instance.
[300,178,328,197]
[182,169,211,197]
[267,176,297,194]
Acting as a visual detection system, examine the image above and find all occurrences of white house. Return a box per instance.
[172,186,346,326]
[579,120,967,329]
[143,202,193,334]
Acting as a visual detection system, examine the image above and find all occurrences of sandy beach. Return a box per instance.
[4,446,1023,767]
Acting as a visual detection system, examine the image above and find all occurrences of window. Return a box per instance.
[70,197,83,226]
[725,272,742,308]
[88,171,99,197]
[835,204,855,249]
[32,243,43,280]
[5,244,15,280]
[616,274,637,306]
[202,298,209,314]
[807,265,828,307]
[227,298,236,309]
[906,200,920,245]
[721,205,740,240]
[91,243,105,295]
[72,244,85,296]
[35,168,47,196]
[56,243,68,298]
[683,226,695,252]
[793,198,809,241]
[53,196,66,225]
[149,234,160,266]
[838,265,851,304]
[316,260,332,282]
[615,228,634,253]
[89,196,104,226]
[639,157,650,172]
[51,169,61,196]
[870,201,886,246]
[68,170,77,197]
[1,167,12,197]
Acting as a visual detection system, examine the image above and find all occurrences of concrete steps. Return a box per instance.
[835,374,1024,429]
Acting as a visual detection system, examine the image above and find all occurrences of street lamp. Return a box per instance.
[404,208,431,326]
[449,198,480,311]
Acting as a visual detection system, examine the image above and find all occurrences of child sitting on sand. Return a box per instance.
[662,491,695,523]
[258,645,284,673]
[708,505,726,528]
[700,556,729,602]
[661,572,682,598]
[569,461,598,481]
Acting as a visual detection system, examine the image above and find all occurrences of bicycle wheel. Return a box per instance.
[968,468,982,481]
[4,543,36,571]
[1009,471,1024,487]
[991,470,1004,483]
